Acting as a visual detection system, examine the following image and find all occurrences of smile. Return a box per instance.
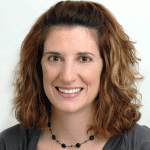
[56,87,83,94]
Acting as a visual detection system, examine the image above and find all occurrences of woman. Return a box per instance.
[0,0,150,150]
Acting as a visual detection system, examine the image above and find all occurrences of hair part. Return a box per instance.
[12,0,143,139]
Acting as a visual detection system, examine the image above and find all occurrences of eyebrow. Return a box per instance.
[44,51,96,57]
[44,51,60,56]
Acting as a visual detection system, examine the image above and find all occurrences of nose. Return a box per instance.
[59,61,77,84]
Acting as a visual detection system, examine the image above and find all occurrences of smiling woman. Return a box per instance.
[41,26,103,112]
[0,0,150,150]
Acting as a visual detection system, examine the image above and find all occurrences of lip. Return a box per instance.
[56,86,83,90]
[55,87,83,98]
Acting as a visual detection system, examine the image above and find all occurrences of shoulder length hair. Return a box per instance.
[13,0,142,139]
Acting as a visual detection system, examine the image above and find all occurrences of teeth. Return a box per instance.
[58,88,82,94]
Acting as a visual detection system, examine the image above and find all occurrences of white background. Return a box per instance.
[0,0,150,132]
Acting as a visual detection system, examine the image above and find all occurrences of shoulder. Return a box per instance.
[124,123,150,149]
[0,124,41,150]
[0,124,22,149]
[0,124,22,138]
[133,123,150,136]
[104,124,150,150]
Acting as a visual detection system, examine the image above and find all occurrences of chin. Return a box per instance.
[51,99,93,115]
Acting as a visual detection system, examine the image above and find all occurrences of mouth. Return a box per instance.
[55,87,83,94]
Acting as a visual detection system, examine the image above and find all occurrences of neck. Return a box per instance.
[49,105,94,145]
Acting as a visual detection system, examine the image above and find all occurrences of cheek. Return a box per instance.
[42,65,59,83]
[80,66,101,85]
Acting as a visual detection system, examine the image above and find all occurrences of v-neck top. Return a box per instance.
[0,123,150,150]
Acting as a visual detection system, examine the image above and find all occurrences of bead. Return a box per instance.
[52,135,56,140]
[89,136,94,140]
[48,122,51,127]
[76,143,81,148]
[62,144,66,148]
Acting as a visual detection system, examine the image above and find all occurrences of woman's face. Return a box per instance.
[41,26,103,113]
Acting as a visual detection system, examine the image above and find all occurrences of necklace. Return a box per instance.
[48,122,95,148]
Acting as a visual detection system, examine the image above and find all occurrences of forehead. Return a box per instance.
[46,25,98,41]
[47,25,97,36]
[44,25,99,51]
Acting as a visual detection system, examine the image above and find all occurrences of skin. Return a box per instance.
[39,26,105,149]
[41,26,103,114]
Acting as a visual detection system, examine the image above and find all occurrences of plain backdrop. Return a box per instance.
[0,0,150,132]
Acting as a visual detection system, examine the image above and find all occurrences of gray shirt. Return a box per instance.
[0,123,150,150]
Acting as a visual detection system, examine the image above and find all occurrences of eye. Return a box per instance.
[79,56,92,62]
[48,56,61,62]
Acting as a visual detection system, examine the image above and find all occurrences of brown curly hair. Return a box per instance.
[12,0,143,139]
